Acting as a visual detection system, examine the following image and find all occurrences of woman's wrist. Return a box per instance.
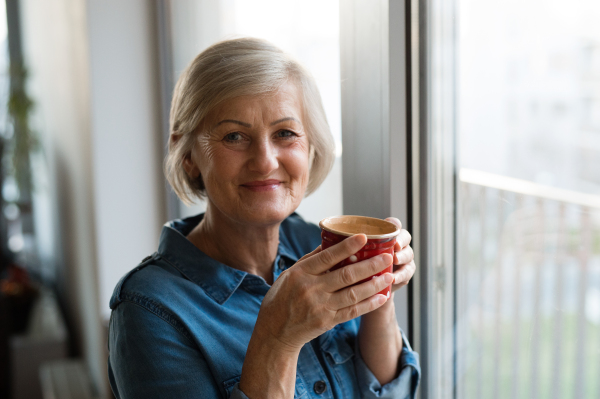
[361,294,397,323]
[239,325,301,398]
[358,295,404,385]
[361,298,403,349]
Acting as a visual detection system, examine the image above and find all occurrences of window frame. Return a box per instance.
[416,0,459,396]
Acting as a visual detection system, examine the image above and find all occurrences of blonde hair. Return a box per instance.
[165,37,335,204]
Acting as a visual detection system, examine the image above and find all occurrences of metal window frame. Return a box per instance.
[417,0,458,396]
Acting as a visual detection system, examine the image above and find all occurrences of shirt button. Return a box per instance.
[313,380,327,394]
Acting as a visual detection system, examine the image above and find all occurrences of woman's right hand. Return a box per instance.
[254,233,394,352]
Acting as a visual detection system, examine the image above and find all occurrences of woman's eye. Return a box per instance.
[224,132,243,142]
[277,130,296,139]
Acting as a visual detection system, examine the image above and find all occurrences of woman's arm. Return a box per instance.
[109,301,223,399]
[238,325,301,398]
[358,298,404,384]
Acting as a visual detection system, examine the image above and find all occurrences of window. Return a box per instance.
[422,0,600,397]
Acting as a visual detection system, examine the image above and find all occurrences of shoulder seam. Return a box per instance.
[110,252,159,308]
[117,291,196,345]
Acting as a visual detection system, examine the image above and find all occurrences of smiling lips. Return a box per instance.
[240,179,282,192]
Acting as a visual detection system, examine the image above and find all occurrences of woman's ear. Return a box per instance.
[172,133,201,179]
[183,153,200,179]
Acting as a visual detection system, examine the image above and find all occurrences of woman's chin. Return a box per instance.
[206,185,305,227]
[235,199,299,226]
[246,207,295,226]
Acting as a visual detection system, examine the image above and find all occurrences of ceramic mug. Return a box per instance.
[319,215,401,298]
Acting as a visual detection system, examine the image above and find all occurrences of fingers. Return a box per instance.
[301,234,368,275]
[396,229,412,249]
[394,245,414,265]
[391,260,416,292]
[333,294,388,324]
[328,273,394,309]
[385,217,402,230]
[323,253,393,292]
[385,217,410,249]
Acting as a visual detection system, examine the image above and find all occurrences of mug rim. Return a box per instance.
[319,215,401,240]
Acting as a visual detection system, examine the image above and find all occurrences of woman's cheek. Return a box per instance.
[289,148,310,180]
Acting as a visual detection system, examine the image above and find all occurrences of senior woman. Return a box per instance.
[108,38,420,399]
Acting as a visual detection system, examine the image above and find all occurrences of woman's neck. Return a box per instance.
[187,205,281,285]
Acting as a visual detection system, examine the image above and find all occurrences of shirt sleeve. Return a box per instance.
[108,300,222,399]
[353,329,421,399]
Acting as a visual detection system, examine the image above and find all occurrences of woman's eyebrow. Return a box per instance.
[270,117,300,126]
[214,119,252,128]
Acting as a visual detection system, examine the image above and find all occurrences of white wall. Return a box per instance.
[86,0,165,322]
[20,1,165,397]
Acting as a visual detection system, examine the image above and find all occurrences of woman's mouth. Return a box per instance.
[240,180,282,192]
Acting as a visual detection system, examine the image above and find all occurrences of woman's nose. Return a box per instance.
[247,139,278,175]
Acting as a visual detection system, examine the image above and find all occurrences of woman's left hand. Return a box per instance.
[385,217,415,292]
[357,217,415,384]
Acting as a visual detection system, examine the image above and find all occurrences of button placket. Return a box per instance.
[297,342,333,399]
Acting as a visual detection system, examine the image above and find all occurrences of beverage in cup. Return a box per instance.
[319,215,401,298]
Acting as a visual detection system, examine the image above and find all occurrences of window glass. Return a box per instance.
[453,0,600,397]
[169,0,342,224]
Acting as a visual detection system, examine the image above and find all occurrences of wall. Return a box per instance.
[86,0,165,323]
[20,0,165,396]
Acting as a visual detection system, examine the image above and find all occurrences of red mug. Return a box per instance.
[319,215,400,298]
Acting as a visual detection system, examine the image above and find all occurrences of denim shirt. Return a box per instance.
[108,213,420,399]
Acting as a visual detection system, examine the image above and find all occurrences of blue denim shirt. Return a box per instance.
[108,213,420,398]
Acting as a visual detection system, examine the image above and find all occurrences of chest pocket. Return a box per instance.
[223,375,308,398]
[321,332,355,365]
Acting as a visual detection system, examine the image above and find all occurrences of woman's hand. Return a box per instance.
[385,217,416,292]
[356,218,414,385]
[241,235,393,397]
[254,234,394,352]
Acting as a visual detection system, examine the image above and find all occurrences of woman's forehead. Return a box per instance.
[208,83,304,126]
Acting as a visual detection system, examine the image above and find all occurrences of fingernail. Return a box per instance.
[377,294,387,305]
[382,274,394,284]
[381,254,393,264]
[353,234,367,245]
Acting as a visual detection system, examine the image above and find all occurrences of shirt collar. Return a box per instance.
[157,213,299,305]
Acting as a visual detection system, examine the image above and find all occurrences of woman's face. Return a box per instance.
[185,82,310,227]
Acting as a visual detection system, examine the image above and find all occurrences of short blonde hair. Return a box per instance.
[165,37,335,205]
